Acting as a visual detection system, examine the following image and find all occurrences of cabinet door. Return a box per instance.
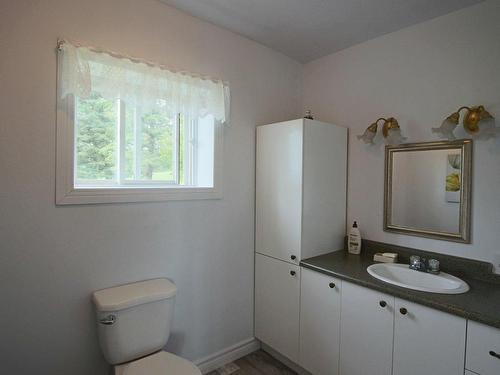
[393,299,466,375]
[340,282,395,375]
[299,268,341,375]
[256,120,303,263]
[466,320,500,375]
[255,253,300,362]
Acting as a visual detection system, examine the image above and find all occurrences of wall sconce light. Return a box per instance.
[432,105,495,140]
[357,117,407,145]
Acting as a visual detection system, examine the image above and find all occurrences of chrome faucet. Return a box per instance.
[409,255,440,274]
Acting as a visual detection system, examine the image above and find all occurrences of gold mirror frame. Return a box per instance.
[384,139,472,243]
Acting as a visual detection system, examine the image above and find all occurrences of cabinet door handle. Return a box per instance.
[329,282,336,289]
[290,270,296,276]
[399,307,408,315]
[290,255,297,260]
[379,300,387,308]
[489,351,500,360]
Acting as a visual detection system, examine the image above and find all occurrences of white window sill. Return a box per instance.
[56,186,222,205]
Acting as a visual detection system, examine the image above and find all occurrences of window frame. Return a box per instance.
[56,95,223,205]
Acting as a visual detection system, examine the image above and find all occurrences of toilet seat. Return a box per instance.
[114,351,202,375]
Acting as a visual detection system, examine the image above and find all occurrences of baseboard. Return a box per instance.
[260,343,313,375]
[194,337,261,374]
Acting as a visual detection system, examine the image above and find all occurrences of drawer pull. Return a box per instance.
[400,307,408,315]
[489,350,500,360]
[379,300,387,308]
[290,270,296,276]
[329,282,336,289]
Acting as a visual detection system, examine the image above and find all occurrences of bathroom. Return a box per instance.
[1,0,499,374]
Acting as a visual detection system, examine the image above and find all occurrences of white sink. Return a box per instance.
[367,263,469,294]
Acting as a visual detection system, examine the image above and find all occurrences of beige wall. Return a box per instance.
[0,1,301,374]
[304,0,500,269]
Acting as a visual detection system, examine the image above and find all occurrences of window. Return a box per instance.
[74,94,214,188]
[56,41,229,204]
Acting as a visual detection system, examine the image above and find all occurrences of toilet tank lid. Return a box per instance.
[93,278,177,312]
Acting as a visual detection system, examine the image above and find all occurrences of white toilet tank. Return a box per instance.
[92,278,177,365]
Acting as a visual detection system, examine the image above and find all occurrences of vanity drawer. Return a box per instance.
[466,321,500,375]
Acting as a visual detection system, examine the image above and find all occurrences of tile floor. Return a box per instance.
[207,350,298,375]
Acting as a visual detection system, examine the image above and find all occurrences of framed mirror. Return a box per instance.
[384,140,472,243]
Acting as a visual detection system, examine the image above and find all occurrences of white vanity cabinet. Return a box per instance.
[339,281,466,375]
[255,262,494,375]
[339,282,395,375]
[255,253,301,362]
[302,274,467,375]
[393,299,466,375]
[299,268,341,375]
[255,118,347,265]
[466,321,500,375]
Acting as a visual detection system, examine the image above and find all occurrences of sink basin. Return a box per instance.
[367,263,469,294]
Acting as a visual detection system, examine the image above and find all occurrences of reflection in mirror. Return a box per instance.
[392,149,461,233]
[384,140,472,243]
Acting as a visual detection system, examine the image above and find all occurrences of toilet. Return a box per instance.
[92,278,201,375]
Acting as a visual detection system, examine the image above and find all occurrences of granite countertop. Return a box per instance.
[301,248,500,329]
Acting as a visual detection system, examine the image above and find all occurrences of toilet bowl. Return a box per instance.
[92,278,201,375]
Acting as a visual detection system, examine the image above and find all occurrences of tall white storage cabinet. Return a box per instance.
[255,118,348,264]
[255,118,347,362]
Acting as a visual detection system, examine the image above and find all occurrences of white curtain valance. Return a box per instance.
[57,40,230,124]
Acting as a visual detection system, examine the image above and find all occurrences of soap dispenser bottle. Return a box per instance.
[348,221,362,255]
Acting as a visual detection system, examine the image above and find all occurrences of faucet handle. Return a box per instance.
[428,259,440,274]
[409,255,421,269]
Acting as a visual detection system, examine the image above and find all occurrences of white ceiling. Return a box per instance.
[160,0,482,62]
